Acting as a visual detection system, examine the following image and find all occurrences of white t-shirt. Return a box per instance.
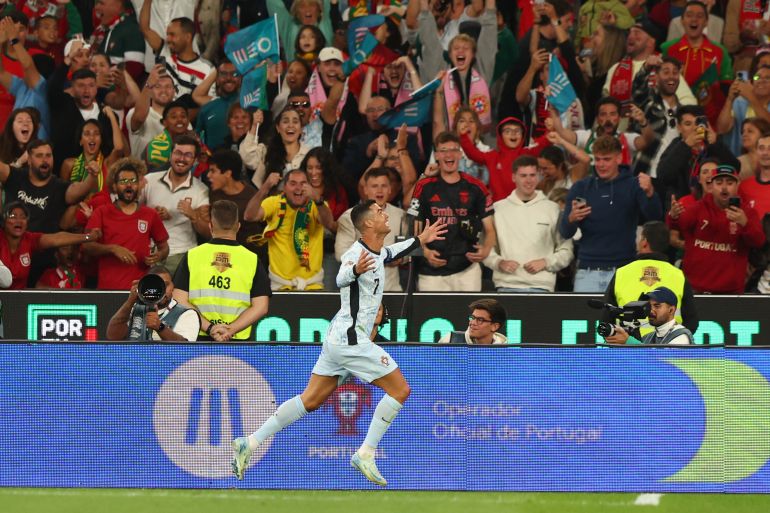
[126,107,164,159]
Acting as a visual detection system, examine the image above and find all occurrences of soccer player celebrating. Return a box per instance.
[232,200,447,486]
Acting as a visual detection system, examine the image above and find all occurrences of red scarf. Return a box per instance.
[609,56,634,102]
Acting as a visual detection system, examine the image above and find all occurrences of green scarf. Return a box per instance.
[251,194,312,269]
[70,153,105,191]
[146,129,173,169]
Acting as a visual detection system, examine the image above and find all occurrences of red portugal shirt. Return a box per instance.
[85,203,169,290]
[0,231,43,289]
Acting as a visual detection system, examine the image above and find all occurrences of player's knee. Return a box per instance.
[301,394,324,412]
[394,383,411,403]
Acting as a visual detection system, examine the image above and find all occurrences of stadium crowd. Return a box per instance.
[0,0,769,295]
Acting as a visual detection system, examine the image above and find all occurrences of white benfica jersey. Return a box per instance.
[326,237,419,346]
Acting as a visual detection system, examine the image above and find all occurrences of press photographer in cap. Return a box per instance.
[106,265,200,341]
[602,287,693,345]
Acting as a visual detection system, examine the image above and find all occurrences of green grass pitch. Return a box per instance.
[1,489,769,513]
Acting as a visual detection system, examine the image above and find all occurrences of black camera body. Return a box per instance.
[589,299,650,338]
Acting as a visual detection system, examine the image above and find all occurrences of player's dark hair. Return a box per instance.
[641,221,670,253]
[210,149,243,181]
[211,200,240,231]
[469,299,507,329]
[351,199,377,232]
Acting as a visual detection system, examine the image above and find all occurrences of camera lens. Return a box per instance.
[597,322,616,338]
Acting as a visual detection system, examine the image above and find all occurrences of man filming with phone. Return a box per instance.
[669,164,765,293]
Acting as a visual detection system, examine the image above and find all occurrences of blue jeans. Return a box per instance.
[573,268,615,293]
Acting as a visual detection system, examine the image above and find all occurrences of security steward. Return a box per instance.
[173,200,271,341]
[602,221,698,335]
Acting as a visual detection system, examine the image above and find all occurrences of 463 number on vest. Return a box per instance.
[208,276,231,289]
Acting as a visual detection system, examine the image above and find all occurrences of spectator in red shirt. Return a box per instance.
[670,164,766,293]
[82,161,170,290]
[36,244,86,289]
[739,131,770,221]
[0,201,100,289]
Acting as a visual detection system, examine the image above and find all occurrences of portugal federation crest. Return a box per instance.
[137,220,148,233]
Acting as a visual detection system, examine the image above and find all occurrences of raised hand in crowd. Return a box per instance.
[669,195,685,220]
[637,173,654,198]
[725,204,749,227]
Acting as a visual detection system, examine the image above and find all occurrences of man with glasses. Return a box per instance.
[439,298,508,344]
[286,89,322,149]
[142,135,210,275]
[194,60,242,149]
[409,131,495,291]
[83,162,169,289]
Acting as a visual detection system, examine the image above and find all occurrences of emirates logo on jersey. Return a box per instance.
[138,220,148,233]
[211,252,233,273]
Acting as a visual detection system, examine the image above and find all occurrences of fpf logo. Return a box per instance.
[153,356,276,478]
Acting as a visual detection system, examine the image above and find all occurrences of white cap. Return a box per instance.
[64,36,90,58]
[318,47,344,63]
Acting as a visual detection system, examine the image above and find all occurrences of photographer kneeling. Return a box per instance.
[603,287,693,345]
[107,265,200,341]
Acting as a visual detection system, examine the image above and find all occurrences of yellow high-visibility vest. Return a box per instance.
[188,241,258,340]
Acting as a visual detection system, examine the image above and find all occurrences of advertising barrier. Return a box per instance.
[0,343,768,492]
[1,291,769,345]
